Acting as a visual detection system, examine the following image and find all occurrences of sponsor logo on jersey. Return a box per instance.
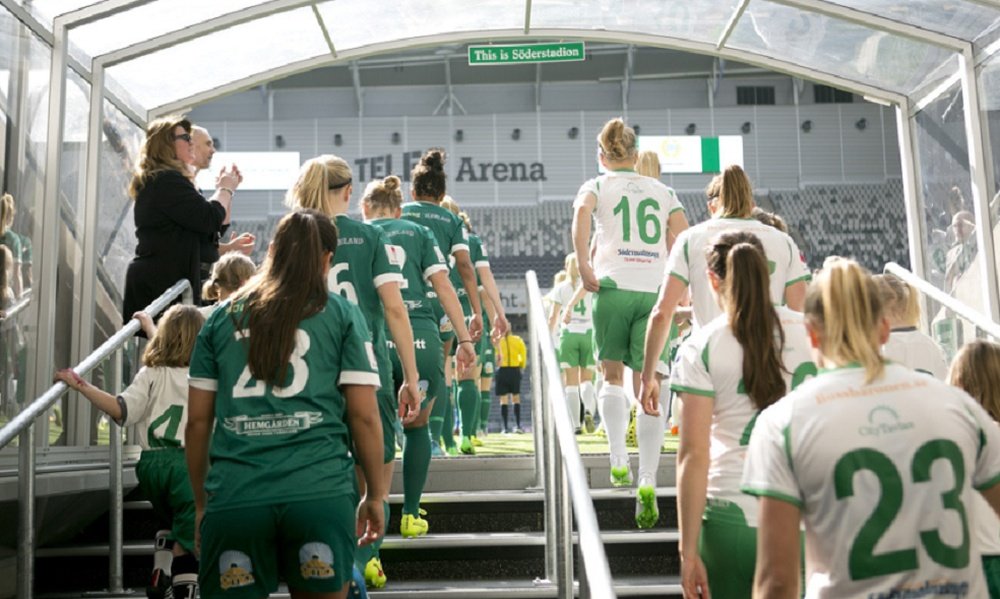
[867,578,969,599]
[338,237,365,246]
[858,405,915,437]
[299,542,335,580]
[223,412,323,436]
[386,244,405,266]
[219,551,255,590]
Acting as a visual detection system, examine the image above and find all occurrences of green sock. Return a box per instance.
[479,390,492,431]
[402,426,431,515]
[459,380,480,438]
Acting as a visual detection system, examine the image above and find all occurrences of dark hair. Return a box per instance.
[411,149,447,200]
[232,209,338,385]
[707,231,786,410]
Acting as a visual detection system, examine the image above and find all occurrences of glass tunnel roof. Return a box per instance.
[13,0,1000,119]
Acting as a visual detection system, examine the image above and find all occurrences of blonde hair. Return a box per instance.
[564,253,579,286]
[142,304,204,368]
[597,118,638,164]
[873,273,920,327]
[203,253,256,302]
[129,115,192,199]
[804,259,884,383]
[705,164,754,218]
[1,193,14,233]
[284,154,352,216]
[636,151,660,178]
[440,196,460,216]
[361,175,403,214]
[552,270,567,287]
[950,340,1000,422]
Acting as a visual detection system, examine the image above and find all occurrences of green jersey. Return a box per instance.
[450,234,486,300]
[189,294,381,512]
[368,217,448,328]
[330,214,403,333]
[400,201,469,259]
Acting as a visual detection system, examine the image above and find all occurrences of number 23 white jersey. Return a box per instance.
[575,170,684,294]
[742,362,1000,598]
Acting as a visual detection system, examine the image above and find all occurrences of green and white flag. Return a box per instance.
[637,136,744,174]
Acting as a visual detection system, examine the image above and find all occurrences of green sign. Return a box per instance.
[468,42,586,66]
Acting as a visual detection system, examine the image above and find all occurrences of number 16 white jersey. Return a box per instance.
[575,170,684,294]
[742,362,1000,599]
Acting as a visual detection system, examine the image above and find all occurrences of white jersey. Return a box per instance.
[883,328,949,380]
[671,306,815,525]
[742,363,1000,599]
[119,366,190,450]
[575,170,684,294]
[665,218,810,329]
[552,280,593,334]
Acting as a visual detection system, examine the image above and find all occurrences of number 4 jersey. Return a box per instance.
[742,362,1000,598]
[119,366,190,450]
[575,170,684,294]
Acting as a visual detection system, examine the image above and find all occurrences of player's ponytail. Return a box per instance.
[805,258,884,383]
[361,175,404,214]
[234,210,337,385]
[285,154,352,217]
[412,148,447,200]
[564,252,580,289]
[707,231,786,410]
[597,118,637,164]
[717,164,753,218]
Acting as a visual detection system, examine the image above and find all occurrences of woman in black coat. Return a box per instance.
[123,116,240,321]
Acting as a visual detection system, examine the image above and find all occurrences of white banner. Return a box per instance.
[495,279,531,314]
[195,151,301,191]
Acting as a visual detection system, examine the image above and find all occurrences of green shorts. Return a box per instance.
[199,495,356,598]
[389,319,443,411]
[592,287,658,371]
[559,331,595,370]
[135,448,196,553]
[699,500,757,599]
[985,554,1000,599]
[374,328,397,463]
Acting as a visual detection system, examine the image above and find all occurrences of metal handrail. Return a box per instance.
[9,278,192,599]
[884,262,1000,340]
[526,270,615,599]
[1,289,32,329]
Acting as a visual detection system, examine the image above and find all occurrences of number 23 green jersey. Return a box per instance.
[742,363,1000,598]
[189,294,381,513]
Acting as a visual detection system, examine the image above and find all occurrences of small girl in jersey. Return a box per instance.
[201,252,256,317]
[549,253,597,433]
[874,272,949,378]
[668,231,814,599]
[949,339,1000,598]
[743,259,1000,598]
[54,304,205,599]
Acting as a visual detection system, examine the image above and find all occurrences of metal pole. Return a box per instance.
[556,454,574,599]
[16,424,34,599]
[959,48,1000,322]
[895,105,931,325]
[108,350,124,593]
[543,327,558,584]
[580,551,590,599]
[530,280,545,487]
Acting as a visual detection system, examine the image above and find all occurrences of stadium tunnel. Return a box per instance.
[3,0,1000,597]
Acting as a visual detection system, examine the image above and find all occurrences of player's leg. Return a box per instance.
[400,325,441,537]
[560,333,582,432]
[629,293,665,526]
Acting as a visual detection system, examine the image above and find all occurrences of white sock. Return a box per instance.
[637,409,667,487]
[600,384,629,467]
[153,530,172,574]
[580,380,597,415]
[566,386,581,429]
[659,379,673,424]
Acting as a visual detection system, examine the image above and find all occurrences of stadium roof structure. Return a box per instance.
[8,0,1000,404]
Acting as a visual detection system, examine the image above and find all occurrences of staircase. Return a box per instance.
[32,453,683,598]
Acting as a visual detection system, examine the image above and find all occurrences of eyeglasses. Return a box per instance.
[172,133,192,143]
